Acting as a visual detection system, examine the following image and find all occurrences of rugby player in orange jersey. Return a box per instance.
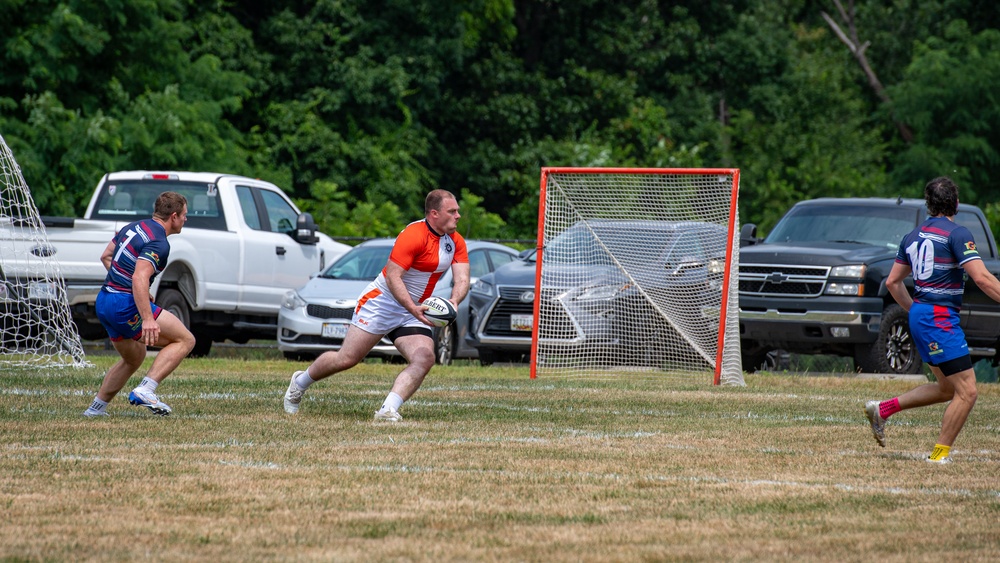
[283,189,470,421]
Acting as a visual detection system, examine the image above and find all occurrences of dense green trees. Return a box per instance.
[1,0,997,239]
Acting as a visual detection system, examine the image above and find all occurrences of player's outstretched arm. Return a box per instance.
[450,262,470,306]
[963,259,1000,303]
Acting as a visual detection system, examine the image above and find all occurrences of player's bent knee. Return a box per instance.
[408,348,436,369]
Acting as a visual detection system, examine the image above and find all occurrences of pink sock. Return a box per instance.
[879,398,901,419]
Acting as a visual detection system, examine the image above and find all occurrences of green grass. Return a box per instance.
[1,353,999,561]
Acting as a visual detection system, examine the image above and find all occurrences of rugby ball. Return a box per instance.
[422,296,457,328]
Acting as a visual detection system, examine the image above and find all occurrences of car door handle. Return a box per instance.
[276,246,286,256]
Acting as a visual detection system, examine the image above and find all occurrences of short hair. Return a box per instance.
[924,177,959,217]
[425,189,457,215]
[153,191,188,220]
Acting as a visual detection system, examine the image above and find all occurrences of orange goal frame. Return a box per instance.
[531,167,741,384]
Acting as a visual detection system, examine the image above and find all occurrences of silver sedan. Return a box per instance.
[277,238,519,364]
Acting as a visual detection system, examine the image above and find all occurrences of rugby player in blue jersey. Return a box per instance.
[83,191,195,417]
[866,177,1000,463]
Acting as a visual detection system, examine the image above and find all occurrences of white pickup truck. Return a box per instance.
[33,171,350,355]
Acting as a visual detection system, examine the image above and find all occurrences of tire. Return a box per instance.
[156,288,212,357]
[478,348,496,366]
[434,324,456,365]
[854,303,922,374]
[742,348,787,373]
[283,351,316,362]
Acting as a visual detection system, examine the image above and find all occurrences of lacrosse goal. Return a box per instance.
[0,134,89,368]
[530,168,743,385]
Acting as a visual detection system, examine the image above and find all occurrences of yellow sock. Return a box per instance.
[928,444,951,461]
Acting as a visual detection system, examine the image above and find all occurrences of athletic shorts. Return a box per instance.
[352,287,431,339]
[95,290,163,342]
[908,302,969,365]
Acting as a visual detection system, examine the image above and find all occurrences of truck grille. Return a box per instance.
[739,264,829,297]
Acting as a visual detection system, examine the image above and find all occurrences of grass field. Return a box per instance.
[2,353,999,562]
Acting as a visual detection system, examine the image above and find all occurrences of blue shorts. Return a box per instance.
[908,302,969,364]
[95,290,163,342]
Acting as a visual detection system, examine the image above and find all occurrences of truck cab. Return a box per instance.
[70,171,350,354]
[739,197,1000,374]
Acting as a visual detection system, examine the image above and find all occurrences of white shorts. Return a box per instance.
[352,288,431,338]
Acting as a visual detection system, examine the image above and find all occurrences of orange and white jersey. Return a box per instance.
[357,220,468,313]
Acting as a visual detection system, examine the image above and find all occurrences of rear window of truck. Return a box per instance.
[93,180,227,231]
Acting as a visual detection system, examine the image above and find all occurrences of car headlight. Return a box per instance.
[825,282,863,296]
[281,290,306,310]
[470,279,495,297]
[575,284,625,301]
[825,265,866,296]
[707,258,726,275]
[829,265,866,278]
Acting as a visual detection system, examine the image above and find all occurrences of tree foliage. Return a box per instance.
[1,0,997,238]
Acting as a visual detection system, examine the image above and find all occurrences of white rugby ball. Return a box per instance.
[422,296,457,327]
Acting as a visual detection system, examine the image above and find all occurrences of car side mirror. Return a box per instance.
[294,213,320,245]
[740,223,759,247]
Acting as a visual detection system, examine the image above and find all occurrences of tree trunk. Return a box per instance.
[822,0,914,143]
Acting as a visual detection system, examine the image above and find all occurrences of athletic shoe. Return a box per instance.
[864,400,886,447]
[926,456,953,464]
[82,408,109,417]
[128,389,172,416]
[284,371,306,414]
[374,407,402,422]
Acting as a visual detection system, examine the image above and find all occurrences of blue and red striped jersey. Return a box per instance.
[102,219,171,294]
[895,216,981,309]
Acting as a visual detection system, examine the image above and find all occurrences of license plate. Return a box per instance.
[510,314,533,331]
[28,281,59,300]
[322,322,349,339]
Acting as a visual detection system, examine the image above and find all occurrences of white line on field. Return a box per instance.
[324,463,1000,499]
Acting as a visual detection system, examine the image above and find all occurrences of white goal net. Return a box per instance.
[0,134,89,368]
[531,168,743,385]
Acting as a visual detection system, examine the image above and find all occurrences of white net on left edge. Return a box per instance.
[0,134,89,368]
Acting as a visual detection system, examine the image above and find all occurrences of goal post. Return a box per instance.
[0,133,89,369]
[530,167,743,385]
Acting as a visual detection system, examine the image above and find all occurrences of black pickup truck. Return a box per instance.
[739,197,1000,374]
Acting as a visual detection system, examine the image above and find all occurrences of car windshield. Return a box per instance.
[544,225,678,266]
[765,204,918,249]
[321,245,392,280]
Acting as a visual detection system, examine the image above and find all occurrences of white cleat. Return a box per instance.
[82,408,109,417]
[284,371,306,414]
[128,389,172,416]
[374,407,402,422]
[864,400,886,448]
[926,456,953,465]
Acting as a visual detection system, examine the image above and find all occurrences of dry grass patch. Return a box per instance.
[1,356,998,561]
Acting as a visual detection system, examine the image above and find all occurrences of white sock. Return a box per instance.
[87,398,108,413]
[294,370,316,389]
[136,377,158,392]
[380,392,404,412]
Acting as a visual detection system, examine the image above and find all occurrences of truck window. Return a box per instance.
[259,190,299,234]
[236,186,262,230]
[94,180,226,231]
[765,204,918,250]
